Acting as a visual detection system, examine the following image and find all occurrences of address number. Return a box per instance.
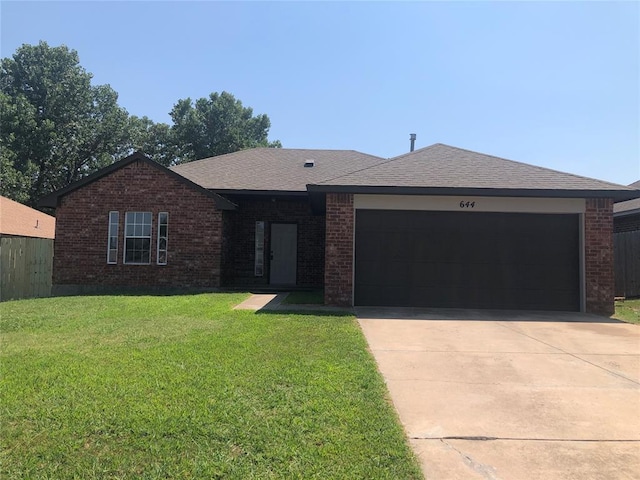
[459,201,476,209]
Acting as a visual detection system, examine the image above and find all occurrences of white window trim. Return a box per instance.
[157,212,168,265]
[107,211,119,264]
[123,211,152,265]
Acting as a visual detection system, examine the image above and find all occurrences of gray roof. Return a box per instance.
[171,148,386,192]
[614,180,640,216]
[171,144,639,201]
[317,144,635,194]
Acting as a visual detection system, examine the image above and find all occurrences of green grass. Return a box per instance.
[281,290,324,305]
[0,294,422,479]
[613,298,640,324]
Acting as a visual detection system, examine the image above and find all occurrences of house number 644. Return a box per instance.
[459,201,476,208]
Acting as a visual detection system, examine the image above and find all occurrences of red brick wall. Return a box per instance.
[53,160,222,292]
[324,193,354,306]
[221,196,325,288]
[584,198,614,315]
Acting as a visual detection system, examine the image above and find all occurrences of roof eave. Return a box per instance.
[614,208,640,218]
[211,189,308,197]
[306,184,640,201]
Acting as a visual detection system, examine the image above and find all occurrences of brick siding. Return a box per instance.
[53,160,222,292]
[584,198,614,315]
[221,196,325,288]
[324,193,354,306]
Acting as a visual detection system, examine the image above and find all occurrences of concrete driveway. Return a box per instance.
[357,308,640,480]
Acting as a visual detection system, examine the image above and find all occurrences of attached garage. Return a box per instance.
[354,209,580,311]
[312,143,638,315]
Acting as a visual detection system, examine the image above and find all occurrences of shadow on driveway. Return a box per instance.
[355,307,624,323]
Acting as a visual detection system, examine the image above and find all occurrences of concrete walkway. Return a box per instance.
[233,293,284,310]
[357,308,640,480]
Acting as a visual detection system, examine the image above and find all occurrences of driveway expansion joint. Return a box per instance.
[495,322,640,386]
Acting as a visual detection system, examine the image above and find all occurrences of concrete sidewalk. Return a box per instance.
[357,308,640,480]
[233,293,285,310]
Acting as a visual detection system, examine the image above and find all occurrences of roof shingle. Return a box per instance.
[171,148,386,192]
[318,144,635,193]
[1,196,56,239]
[614,180,640,215]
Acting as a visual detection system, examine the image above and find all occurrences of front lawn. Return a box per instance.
[281,290,324,305]
[0,294,422,479]
[614,298,640,324]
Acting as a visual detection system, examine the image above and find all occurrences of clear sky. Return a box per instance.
[1,1,638,185]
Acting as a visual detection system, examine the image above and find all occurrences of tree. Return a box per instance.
[170,91,281,163]
[126,116,179,167]
[0,42,129,206]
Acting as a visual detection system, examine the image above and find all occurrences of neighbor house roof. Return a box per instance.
[1,196,56,239]
[39,152,237,210]
[614,180,640,217]
[308,143,639,201]
[171,148,386,193]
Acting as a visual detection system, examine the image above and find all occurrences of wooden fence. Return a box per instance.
[0,236,53,301]
[614,231,640,298]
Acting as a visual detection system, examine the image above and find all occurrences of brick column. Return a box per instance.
[324,193,354,307]
[584,198,614,315]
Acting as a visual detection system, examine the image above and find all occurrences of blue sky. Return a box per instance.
[2,1,638,185]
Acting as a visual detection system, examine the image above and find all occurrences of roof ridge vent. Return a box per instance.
[304,159,315,168]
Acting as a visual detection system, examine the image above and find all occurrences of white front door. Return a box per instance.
[270,223,297,285]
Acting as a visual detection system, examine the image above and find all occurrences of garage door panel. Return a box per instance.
[355,210,580,311]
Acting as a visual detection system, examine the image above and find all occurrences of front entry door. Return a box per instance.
[270,223,297,285]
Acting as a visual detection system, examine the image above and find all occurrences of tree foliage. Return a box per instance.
[1,42,129,206]
[1,43,280,206]
[170,91,281,163]
[126,116,179,167]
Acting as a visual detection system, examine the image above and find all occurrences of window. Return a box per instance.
[255,221,265,276]
[157,212,168,265]
[124,212,152,264]
[107,211,119,264]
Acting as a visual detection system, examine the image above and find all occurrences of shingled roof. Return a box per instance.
[1,196,56,239]
[614,180,640,216]
[171,148,386,193]
[309,143,638,200]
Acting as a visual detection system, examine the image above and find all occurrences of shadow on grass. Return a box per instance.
[254,309,354,317]
[50,285,228,298]
[252,294,353,317]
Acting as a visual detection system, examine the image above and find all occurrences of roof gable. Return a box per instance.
[171,148,386,193]
[38,152,236,210]
[1,196,56,238]
[311,143,638,200]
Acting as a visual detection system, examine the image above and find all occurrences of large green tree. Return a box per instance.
[0,42,129,206]
[126,116,179,167]
[1,43,282,205]
[170,91,281,163]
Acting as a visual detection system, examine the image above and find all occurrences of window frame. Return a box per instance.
[157,212,168,265]
[123,211,153,265]
[107,211,119,264]
[254,221,265,276]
